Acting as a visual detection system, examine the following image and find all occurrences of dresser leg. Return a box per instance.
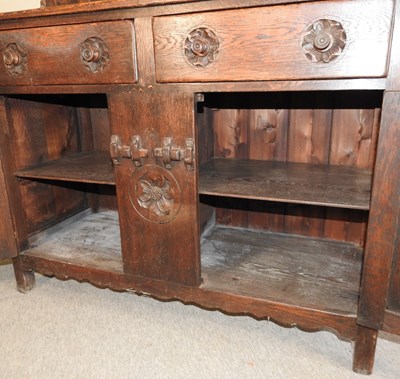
[353,325,378,375]
[12,257,35,293]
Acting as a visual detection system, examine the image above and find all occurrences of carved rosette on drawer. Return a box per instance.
[80,37,109,73]
[184,27,220,66]
[302,19,347,63]
[129,165,182,224]
[3,43,27,76]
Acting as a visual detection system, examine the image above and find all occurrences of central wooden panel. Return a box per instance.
[108,91,200,286]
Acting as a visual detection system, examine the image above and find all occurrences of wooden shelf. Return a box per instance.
[15,151,115,185]
[201,226,363,315]
[23,210,123,273]
[23,208,362,316]
[199,158,372,210]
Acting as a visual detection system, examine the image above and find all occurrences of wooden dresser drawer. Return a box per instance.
[0,21,137,85]
[154,0,393,82]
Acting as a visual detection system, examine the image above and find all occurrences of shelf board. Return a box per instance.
[23,208,362,316]
[201,226,362,315]
[24,209,123,273]
[199,158,372,210]
[15,151,115,185]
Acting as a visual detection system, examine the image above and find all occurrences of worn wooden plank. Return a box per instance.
[15,151,115,185]
[199,158,372,210]
[201,225,362,315]
[24,209,123,272]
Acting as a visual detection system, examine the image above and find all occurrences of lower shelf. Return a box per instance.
[25,209,123,273]
[201,226,363,316]
[22,209,362,316]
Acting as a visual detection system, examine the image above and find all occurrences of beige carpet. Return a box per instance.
[1,260,399,379]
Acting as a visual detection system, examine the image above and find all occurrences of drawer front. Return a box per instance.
[154,0,393,82]
[0,21,137,85]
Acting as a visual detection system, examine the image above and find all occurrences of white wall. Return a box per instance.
[0,0,41,12]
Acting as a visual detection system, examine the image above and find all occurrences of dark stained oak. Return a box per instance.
[0,150,17,259]
[107,91,201,287]
[154,0,392,83]
[201,226,362,315]
[0,21,137,85]
[0,0,399,374]
[199,158,372,210]
[358,92,400,329]
[15,151,115,185]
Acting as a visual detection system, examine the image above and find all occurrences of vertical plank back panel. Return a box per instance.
[213,109,249,227]
[247,104,289,232]
[209,92,381,244]
[324,105,379,245]
[284,93,332,238]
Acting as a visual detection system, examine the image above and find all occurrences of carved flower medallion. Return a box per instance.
[138,179,173,217]
[80,36,109,73]
[302,19,346,63]
[130,165,182,224]
[184,27,220,67]
[3,43,27,76]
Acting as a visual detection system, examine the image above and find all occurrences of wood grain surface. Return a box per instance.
[200,158,372,210]
[154,0,392,82]
[0,21,136,85]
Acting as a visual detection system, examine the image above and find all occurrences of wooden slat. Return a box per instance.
[15,151,115,185]
[199,158,372,210]
[201,226,362,315]
[248,104,288,232]
[213,109,249,227]
[284,93,333,237]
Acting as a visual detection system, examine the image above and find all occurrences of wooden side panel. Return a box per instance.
[108,91,200,286]
[0,138,17,259]
[358,92,400,329]
[387,247,400,311]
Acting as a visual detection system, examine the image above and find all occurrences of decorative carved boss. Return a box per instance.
[80,37,109,73]
[302,19,346,63]
[3,43,27,76]
[184,27,220,67]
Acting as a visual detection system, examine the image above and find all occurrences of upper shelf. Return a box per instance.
[15,152,372,209]
[199,158,372,210]
[15,151,115,185]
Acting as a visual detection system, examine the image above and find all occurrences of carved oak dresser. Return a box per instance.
[0,0,399,374]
